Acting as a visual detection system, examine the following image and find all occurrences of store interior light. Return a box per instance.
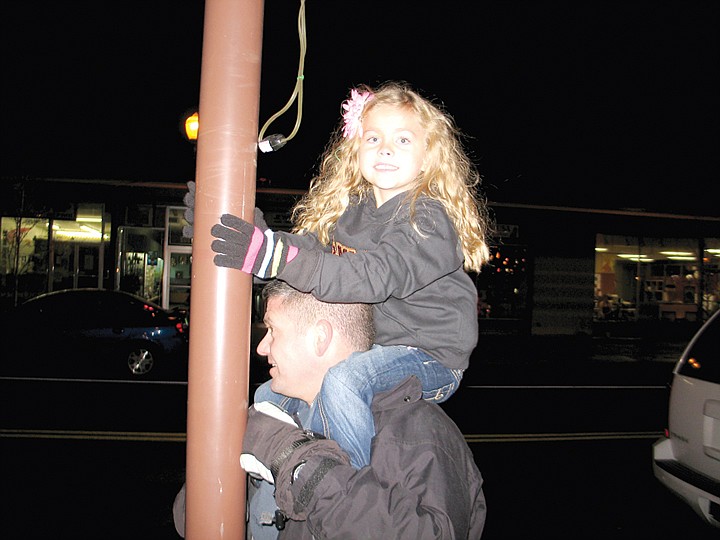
[80,224,101,235]
[45,203,110,243]
[54,229,107,240]
[667,256,697,261]
[76,204,104,223]
[660,251,693,256]
[617,254,654,262]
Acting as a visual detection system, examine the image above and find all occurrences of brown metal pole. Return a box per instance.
[185,0,264,538]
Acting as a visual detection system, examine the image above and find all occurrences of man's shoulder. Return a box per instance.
[396,397,463,439]
[373,378,465,444]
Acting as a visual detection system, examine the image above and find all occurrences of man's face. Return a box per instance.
[256,296,319,403]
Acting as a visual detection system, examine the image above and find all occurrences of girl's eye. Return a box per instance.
[367,136,379,143]
[398,137,410,144]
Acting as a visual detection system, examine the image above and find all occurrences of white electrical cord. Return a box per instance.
[257,0,307,153]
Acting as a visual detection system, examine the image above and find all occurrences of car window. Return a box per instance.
[97,293,139,326]
[23,292,95,327]
[108,292,165,327]
[69,292,107,328]
[676,313,719,384]
[15,299,48,326]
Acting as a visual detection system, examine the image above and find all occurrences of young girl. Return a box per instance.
[211,81,492,468]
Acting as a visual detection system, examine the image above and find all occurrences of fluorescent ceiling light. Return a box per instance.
[617,254,654,262]
[660,251,693,256]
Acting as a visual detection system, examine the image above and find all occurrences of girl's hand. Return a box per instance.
[211,213,297,279]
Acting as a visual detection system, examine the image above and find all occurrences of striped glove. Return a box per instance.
[210,213,298,279]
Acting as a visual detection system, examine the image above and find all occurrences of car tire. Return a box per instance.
[126,342,158,376]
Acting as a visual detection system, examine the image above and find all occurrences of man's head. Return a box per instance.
[257,280,374,403]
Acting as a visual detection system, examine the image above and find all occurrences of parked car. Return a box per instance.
[653,309,720,528]
[2,288,189,380]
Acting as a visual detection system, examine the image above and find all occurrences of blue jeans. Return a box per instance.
[253,345,463,469]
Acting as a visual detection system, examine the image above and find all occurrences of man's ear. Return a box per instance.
[313,319,333,356]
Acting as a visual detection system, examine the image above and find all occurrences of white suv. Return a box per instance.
[653,309,720,528]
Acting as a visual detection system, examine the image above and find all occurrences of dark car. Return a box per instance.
[2,288,188,380]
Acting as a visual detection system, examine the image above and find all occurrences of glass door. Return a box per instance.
[166,249,192,310]
[163,207,193,311]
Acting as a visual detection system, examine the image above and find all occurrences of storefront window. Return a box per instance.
[117,227,164,303]
[0,217,49,304]
[1,204,111,305]
[167,207,192,246]
[474,245,529,320]
[594,234,720,323]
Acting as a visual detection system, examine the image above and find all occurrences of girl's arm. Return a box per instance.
[277,203,463,303]
[210,203,462,302]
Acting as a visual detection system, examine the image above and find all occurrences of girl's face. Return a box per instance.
[358,104,427,207]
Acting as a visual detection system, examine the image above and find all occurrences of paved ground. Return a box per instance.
[2,329,708,539]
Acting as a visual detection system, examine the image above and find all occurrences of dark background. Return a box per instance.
[2,1,718,216]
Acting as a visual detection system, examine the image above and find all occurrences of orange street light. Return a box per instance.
[184,110,199,141]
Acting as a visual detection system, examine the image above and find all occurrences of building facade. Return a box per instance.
[2,178,718,338]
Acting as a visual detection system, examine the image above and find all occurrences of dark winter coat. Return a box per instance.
[275,376,487,539]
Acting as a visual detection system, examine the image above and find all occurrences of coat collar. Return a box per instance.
[371,376,423,413]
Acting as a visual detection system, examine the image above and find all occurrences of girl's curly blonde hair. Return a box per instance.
[292,81,492,273]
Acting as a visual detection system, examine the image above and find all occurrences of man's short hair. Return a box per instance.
[262,280,375,351]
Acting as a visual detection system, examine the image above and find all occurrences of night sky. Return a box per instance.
[2,1,718,216]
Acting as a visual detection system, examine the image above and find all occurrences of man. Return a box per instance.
[176,280,486,538]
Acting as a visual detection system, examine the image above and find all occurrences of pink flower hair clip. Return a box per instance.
[341,89,373,138]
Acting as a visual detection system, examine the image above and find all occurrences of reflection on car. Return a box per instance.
[653,310,720,528]
[2,288,189,380]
